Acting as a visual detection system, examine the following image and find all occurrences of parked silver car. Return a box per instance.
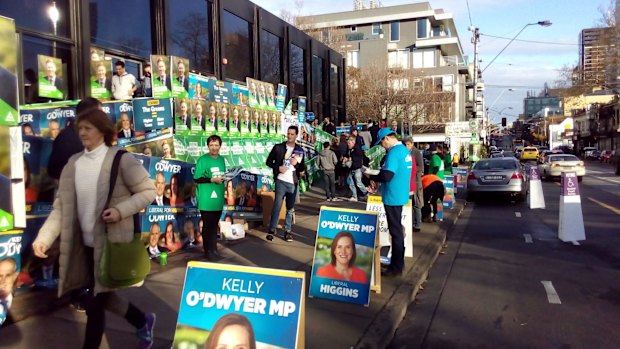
[466,158,528,202]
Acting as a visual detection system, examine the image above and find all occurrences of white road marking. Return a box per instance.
[587,197,620,215]
[515,212,522,218]
[590,175,620,185]
[523,234,533,243]
[541,281,562,304]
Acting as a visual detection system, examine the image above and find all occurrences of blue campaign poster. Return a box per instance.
[173,262,305,349]
[443,176,454,209]
[132,98,173,132]
[309,207,378,306]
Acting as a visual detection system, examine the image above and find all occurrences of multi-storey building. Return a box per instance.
[578,27,614,88]
[0,0,346,122]
[299,2,470,138]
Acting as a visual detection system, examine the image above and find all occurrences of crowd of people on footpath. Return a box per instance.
[24,102,461,347]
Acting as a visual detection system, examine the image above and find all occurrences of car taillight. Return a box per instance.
[467,172,477,180]
[511,172,523,179]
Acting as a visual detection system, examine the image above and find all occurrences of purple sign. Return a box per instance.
[561,172,580,196]
[529,166,541,181]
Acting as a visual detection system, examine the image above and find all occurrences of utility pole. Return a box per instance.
[471,27,480,119]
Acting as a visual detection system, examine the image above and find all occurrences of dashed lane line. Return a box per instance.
[541,281,562,304]
[515,212,522,218]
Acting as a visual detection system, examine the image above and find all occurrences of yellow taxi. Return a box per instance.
[520,146,539,161]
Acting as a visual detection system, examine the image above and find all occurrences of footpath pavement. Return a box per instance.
[0,184,464,349]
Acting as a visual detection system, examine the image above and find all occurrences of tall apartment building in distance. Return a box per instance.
[579,27,613,88]
[299,2,470,137]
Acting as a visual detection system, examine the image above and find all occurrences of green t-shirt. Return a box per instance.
[194,154,226,211]
[430,153,445,180]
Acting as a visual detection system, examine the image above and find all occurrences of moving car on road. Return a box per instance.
[466,158,528,202]
[520,146,539,162]
[537,154,585,181]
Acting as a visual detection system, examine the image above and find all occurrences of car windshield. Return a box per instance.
[474,160,517,170]
[550,155,579,162]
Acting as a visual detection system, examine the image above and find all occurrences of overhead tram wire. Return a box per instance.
[465,0,473,26]
[480,33,577,46]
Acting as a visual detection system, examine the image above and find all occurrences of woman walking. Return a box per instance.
[32,109,157,348]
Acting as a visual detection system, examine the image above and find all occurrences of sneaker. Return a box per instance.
[137,312,156,349]
[326,198,332,202]
[266,230,276,241]
[349,197,358,202]
[283,231,294,242]
[332,197,342,202]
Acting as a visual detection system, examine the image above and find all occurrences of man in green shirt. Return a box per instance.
[194,135,227,261]
[429,144,445,180]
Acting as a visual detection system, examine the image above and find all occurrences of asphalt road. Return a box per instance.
[389,160,620,349]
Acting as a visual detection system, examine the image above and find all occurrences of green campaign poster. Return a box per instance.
[151,55,172,98]
[90,60,112,99]
[170,56,189,99]
[0,16,18,126]
[37,55,65,100]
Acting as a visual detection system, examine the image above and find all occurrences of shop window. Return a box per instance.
[21,35,74,103]
[90,0,152,57]
[312,55,324,103]
[290,43,305,97]
[0,0,70,38]
[260,29,282,87]
[222,10,253,82]
[166,0,214,74]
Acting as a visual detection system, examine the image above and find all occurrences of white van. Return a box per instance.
[583,146,598,158]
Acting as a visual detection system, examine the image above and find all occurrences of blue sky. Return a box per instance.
[251,0,613,123]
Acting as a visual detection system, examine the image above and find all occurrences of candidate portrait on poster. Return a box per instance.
[151,55,172,98]
[171,56,189,98]
[91,60,112,99]
[37,55,64,99]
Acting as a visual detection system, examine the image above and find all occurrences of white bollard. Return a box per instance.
[529,165,545,209]
[558,172,586,243]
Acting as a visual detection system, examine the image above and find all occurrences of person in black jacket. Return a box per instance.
[265,125,306,242]
[322,116,336,136]
[343,136,368,201]
[369,119,380,146]
[48,97,102,180]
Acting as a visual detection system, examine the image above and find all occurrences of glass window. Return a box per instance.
[0,0,70,38]
[388,50,408,68]
[442,75,454,92]
[21,35,74,103]
[260,29,282,87]
[290,43,305,97]
[417,19,428,39]
[90,0,152,58]
[390,21,400,42]
[351,25,357,32]
[413,49,435,68]
[372,23,381,35]
[222,10,253,82]
[346,50,359,68]
[312,55,324,103]
[330,64,339,105]
[166,0,213,74]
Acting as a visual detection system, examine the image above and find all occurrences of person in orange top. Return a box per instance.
[421,174,444,222]
[316,231,368,283]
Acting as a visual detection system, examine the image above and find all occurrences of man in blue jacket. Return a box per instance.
[366,128,412,276]
[265,125,306,242]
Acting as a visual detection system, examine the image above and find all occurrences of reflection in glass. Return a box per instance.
[0,0,70,37]
[312,55,324,103]
[260,29,282,87]
[166,0,213,74]
[90,0,152,57]
[290,44,305,98]
[222,10,252,82]
[330,64,339,105]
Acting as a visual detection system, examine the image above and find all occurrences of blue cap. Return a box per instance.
[375,128,395,145]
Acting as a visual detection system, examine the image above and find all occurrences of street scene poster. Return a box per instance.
[173,262,305,349]
[309,207,378,306]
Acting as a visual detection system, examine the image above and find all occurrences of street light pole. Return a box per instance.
[482,20,552,73]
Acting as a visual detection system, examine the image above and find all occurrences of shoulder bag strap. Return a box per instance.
[103,150,127,211]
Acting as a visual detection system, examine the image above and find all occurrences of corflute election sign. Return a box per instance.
[173,262,305,349]
[309,207,378,306]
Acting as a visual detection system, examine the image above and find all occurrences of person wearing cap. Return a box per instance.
[429,144,445,180]
[365,128,412,277]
